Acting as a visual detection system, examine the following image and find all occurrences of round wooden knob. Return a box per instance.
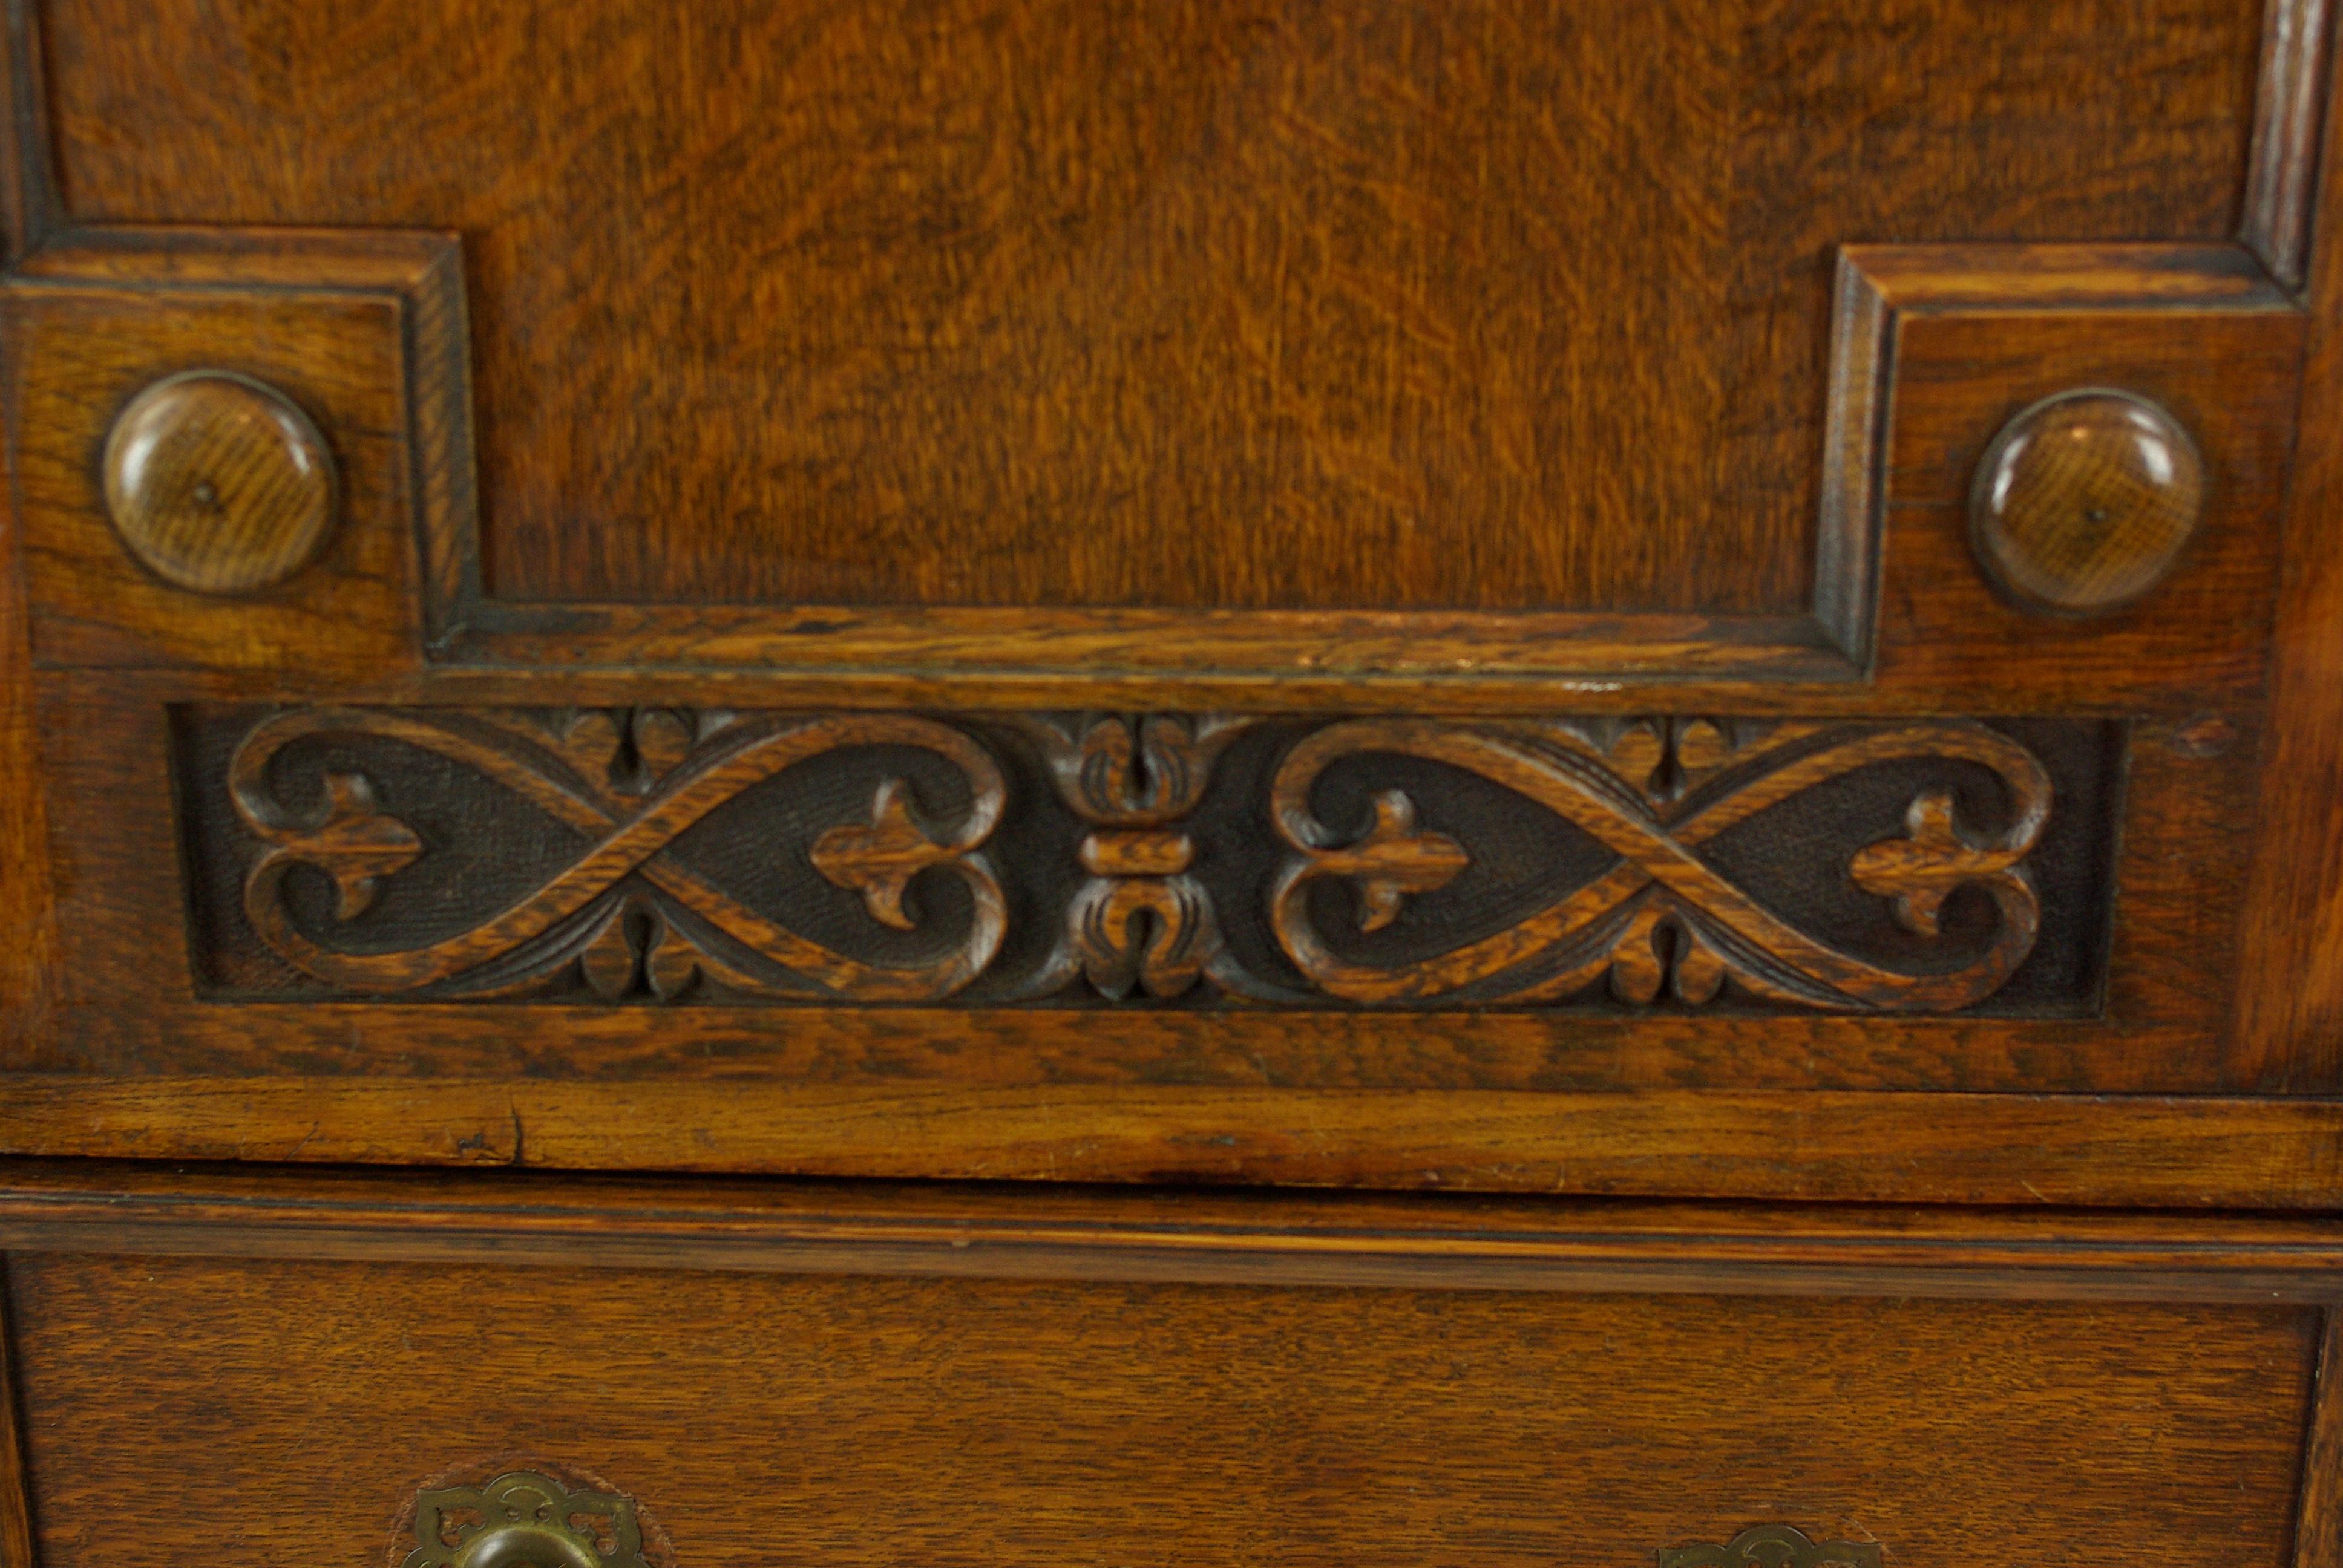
[100,370,338,595]
[1967,388,2206,617]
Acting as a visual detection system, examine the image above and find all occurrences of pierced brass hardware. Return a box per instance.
[1661,1524,1883,1568]
[401,1470,652,1568]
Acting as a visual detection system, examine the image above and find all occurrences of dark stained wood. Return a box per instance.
[1836,245,2301,706]
[0,4,2333,1207]
[24,682,2274,1100]
[1965,390,2207,617]
[100,369,339,595]
[0,0,53,266]
[0,277,51,1079]
[6,1078,2343,1210]
[0,1261,31,1568]
[2,227,470,674]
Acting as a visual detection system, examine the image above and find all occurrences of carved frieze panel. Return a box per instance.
[174,707,2122,1013]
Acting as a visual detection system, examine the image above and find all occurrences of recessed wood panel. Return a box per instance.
[38,0,2263,615]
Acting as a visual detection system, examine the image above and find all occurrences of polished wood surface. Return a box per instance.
[99,370,337,596]
[38,0,2267,619]
[0,2,2336,1198]
[6,1078,2343,1210]
[5,1160,2343,1297]
[1966,389,2207,616]
[0,1161,2332,1568]
[12,1255,2315,1567]
[4,7,2342,1560]
[2240,3,2343,1093]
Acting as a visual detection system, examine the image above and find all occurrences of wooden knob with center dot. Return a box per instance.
[100,370,338,595]
[1967,388,2206,618]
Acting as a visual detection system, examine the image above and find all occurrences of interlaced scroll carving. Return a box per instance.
[231,707,1006,1001]
[201,707,2083,1013]
[1271,717,2048,1011]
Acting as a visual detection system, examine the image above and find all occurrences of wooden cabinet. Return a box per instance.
[2,0,2342,1560]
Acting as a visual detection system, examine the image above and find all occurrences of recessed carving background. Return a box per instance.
[171,707,2122,1014]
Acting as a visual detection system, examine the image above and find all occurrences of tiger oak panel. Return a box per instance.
[38,0,2266,614]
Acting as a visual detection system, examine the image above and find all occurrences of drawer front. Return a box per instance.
[4,1,2343,1203]
[0,1168,2338,1567]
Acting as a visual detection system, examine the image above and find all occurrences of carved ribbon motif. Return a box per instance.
[231,707,1005,1001]
[211,707,2071,1013]
[1271,717,2048,1011]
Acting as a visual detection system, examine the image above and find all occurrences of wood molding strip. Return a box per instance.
[2246,0,2339,290]
[2,1078,2341,1209]
[0,1160,2339,1305]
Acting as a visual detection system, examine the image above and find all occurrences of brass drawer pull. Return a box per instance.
[402,1471,652,1568]
[1663,1525,1883,1568]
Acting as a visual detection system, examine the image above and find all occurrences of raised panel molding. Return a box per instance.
[177,705,2122,1016]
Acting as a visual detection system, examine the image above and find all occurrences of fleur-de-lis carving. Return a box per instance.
[228,708,1006,1002]
[1308,789,1470,934]
[1273,718,2051,1010]
[1850,788,2037,938]
[267,771,423,920]
[811,777,967,932]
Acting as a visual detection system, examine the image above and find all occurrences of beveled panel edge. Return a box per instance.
[0,1260,30,1568]
[6,223,477,655]
[2238,0,2343,1095]
[0,1156,2341,1304]
[0,0,52,266]
[2298,1312,2343,1568]
[4,1078,2342,1212]
[16,234,2293,696]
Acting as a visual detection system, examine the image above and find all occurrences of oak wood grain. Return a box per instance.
[2244,0,2338,288]
[36,0,2266,623]
[0,250,54,1076]
[100,369,339,595]
[2,1242,2319,1568]
[4,1077,2343,1209]
[26,684,2271,1109]
[2240,7,2343,1094]
[8,1160,2343,1302]
[1965,390,2207,617]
